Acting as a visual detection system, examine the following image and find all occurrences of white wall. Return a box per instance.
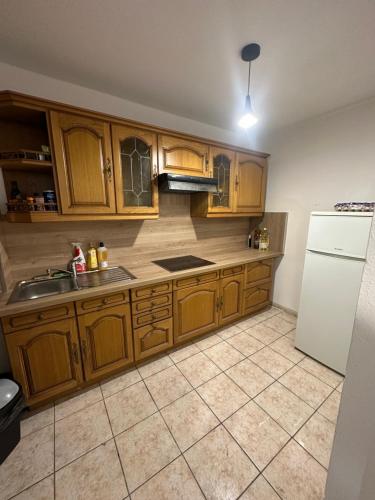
[265,98,375,312]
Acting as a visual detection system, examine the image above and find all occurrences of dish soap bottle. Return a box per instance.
[259,228,270,251]
[97,242,109,269]
[87,242,98,271]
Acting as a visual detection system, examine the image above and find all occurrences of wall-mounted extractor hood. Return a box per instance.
[158,173,218,194]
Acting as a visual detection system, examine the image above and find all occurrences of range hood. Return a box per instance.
[158,173,218,194]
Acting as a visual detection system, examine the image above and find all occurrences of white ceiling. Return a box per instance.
[0,0,375,131]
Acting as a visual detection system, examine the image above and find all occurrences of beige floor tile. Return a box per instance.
[241,475,280,499]
[298,357,344,388]
[131,456,204,500]
[185,425,258,500]
[235,316,261,330]
[12,475,54,500]
[204,342,244,370]
[20,405,54,438]
[262,316,295,334]
[0,424,54,499]
[255,382,314,435]
[116,413,180,492]
[263,440,327,500]
[295,413,336,468]
[279,366,332,409]
[337,381,344,392]
[193,332,222,350]
[226,359,274,398]
[276,311,297,326]
[197,373,249,421]
[225,401,289,470]
[105,381,157,435]
[100,368,141,398]
[250,346,294,379]
[55,440,127,500]
[145,365,192,408]
[246,324,282,345]
[169,342,200,363]
[55,385,102,421]
[137,354,173,379]
[217,324,243,340]
[177,352,221,388]
[318,390,341,424]
[270,336,305,363]
[162,391,219,451]
[286,329,296,340]
[55,400,112,470]
[226,331,264,356]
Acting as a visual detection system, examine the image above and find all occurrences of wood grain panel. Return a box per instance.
[158,135,209,176]
[245,260,273,287]
[219,274,244,325]
[134,317,173,361]
[75,291,129,314]
[243,281,272,314]
[3,302,75,333]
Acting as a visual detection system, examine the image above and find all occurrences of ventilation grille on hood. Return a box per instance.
[158,173,218,194]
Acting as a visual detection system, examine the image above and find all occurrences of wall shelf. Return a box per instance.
[0,159,53,170]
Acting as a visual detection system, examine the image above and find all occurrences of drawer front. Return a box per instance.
[243,281,272,313]
[134,317,173,361]
[221,265,244,278]
[3,303,75,333]
[131,293,172,315]
[173,270,219,290]
[246,260,273,287]
[75,290,129,314]
[133,305,172,328]
[131,281,172,301]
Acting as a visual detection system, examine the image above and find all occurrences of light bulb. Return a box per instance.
[238,95,258,128]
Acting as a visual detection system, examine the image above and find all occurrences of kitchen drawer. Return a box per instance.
[75,290,129,314]
[173,270,219,290]
[221,265,244,278]
[2,302,75,334]
[131,293,172,315]
[245,259,273,287]
[243,280,272,314]
[134,317,173,361]
[133,305,172,328]
[131,281,172,301]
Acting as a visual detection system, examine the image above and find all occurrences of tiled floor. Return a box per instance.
[0,306,344,500]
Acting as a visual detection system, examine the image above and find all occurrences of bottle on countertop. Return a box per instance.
[248,233,252,248]
[10,181,22,200]
[71,243,86,273]
[87,242,98,271]
[259,227,270,251]
[97,242,109,269]
[253,228,261,250]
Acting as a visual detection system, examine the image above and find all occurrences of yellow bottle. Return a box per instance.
[97,241,109,269]
[87,242,98,270]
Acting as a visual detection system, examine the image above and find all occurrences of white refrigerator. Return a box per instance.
[295,211,373,375]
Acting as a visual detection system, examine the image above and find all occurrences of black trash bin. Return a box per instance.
[0,378,25,464]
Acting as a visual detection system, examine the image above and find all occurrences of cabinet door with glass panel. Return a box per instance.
[112,125,159,214]
[208,147,235,213]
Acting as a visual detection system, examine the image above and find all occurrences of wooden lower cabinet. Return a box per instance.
[243,281,272,314]
[246,259,273,287]
[77,303,133,382]
[5,318,83,406]
[134,317,173,361]
[174,281,220,343]
[219,274,244,325]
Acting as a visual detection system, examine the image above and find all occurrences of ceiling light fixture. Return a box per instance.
[238,43,260,128]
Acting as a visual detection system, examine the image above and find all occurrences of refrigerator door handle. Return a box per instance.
[307,249,365,262]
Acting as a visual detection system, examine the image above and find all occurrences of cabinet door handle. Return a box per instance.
[104,158,112,181]
[235,175,239,191]
[153,164,158,179]
[205,157,209,172]
[72,343,79,364]
[220,296,224,309]
[216,297,220,312]
[81,339,87,361]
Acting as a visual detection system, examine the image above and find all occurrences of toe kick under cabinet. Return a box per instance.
[2,257,275,407]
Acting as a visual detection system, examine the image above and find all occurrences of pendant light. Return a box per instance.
[238,43,260,128]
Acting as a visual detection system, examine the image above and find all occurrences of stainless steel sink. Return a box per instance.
[7,266,136,304]
[8,276,79,304]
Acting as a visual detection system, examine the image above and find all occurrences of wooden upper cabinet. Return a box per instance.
[77,303,134,382]
[50,111,116,214]
[112,125,159,214]
[5,318,83,406]
[234,153,267,214]
[208,147,235,213]
[158,134,209,177]
[174,281,220,343]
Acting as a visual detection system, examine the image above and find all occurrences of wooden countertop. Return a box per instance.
[0,249,282,317]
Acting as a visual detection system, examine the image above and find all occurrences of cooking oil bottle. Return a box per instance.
[259,228,270,251]
[87,242,98,270]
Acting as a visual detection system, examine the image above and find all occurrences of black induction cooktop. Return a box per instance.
[152,255,215,272]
